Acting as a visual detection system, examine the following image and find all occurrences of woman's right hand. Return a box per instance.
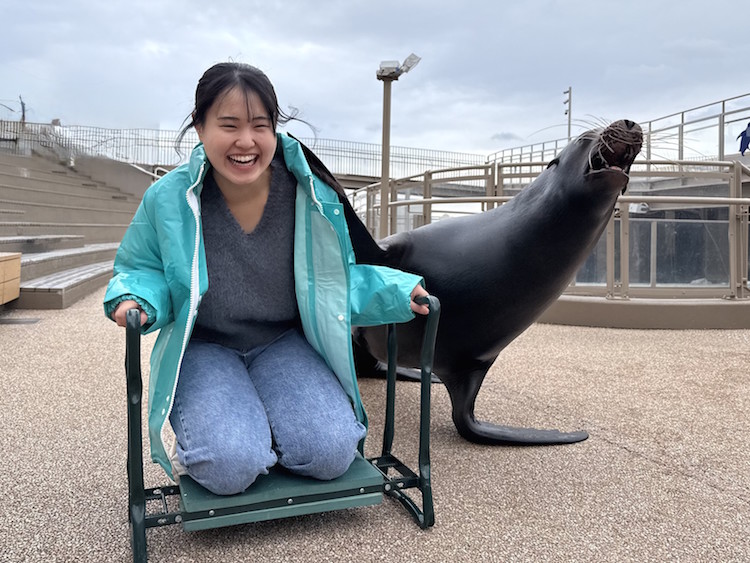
[112,300,148,327]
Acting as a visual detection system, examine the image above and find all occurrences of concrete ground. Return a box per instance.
[2,287,749,562]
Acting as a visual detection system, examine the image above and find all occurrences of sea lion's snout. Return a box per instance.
[589,119,643,174]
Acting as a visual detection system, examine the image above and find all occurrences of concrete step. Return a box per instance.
[20,242,119,281]
[0,198,137,223]
[0,152,72,173]
[0,182,139,207]
[0,164,114,189]
[0,208,25,217]
[15,260,114,309]
[0,154,136,198]
[0,223,128,244]
[0,234,85,253]
[0,171,125,197]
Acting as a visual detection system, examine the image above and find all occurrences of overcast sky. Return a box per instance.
[2,0,748,155]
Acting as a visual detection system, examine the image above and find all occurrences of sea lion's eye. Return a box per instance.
[547,158,560,169]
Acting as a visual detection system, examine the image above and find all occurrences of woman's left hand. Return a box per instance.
[410,284,431,315]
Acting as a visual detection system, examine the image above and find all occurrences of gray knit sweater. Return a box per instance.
[190,152,300,351]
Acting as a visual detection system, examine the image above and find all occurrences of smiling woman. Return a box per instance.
[103,61,430,496]
[195,88,277,232]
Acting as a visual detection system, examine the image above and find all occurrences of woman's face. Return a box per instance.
[195,86,277,192]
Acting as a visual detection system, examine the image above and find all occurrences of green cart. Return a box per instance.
[125,295,441,562]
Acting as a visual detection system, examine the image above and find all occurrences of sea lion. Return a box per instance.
[353,119,643,445]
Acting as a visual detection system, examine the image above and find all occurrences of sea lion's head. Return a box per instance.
[548,119,643,194]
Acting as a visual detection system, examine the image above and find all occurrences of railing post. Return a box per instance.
[387,178,397,236]
[486,164,497,211]
[728,164,739,298]
[366,186,376,236]
[718,101,726,160]
[496,163,504,200]
[740,201,749,299]
[646,121,652,175]
[620,207,630,298]
[650,221,658,288]
[423,171,432,226]
[606,213,617,298]
[729,162,749,298]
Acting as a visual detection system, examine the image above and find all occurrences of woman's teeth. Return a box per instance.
[229,155,257,164]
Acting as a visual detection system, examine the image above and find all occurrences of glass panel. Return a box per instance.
[573,213,732,290]
[629,219,652,285]
[655,218,729,286]
[575,223,612,285]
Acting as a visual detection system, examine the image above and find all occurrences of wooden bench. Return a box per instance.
[0,251,21,304]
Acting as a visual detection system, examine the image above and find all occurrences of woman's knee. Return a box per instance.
[186,444,278,495]
[278,421,366,480]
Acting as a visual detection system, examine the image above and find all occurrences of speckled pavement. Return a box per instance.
[2,288,749,562]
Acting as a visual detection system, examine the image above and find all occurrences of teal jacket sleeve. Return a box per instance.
[349,264,424,327]
[103,195,173,332]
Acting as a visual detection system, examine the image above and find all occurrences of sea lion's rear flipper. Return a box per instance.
[447,366,589,446]
[455,417,589,445]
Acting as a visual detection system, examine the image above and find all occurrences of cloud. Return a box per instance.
[491,132,524,144]
[2,0,749,156]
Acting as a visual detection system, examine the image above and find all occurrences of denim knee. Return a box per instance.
[186,444,277,496]
[278,421,366,480]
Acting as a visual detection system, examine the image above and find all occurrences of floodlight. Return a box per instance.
[400,53,421,73]
[379,61,400,72]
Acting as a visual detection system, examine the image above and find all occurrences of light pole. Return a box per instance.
[563,87,572,141]
[377,53,420,237]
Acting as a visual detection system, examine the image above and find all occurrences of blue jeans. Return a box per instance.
[169,329,367,495]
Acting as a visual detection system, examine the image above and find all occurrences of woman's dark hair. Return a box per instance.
[175,62,298,151]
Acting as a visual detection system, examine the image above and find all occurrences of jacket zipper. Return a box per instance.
[160,163,205,468]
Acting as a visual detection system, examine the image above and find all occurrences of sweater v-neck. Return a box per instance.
[208,171,272,236]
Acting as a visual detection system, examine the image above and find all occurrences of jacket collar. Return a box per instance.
[187,143,210,194]
[185,134,319,203]
[278,133,323,208]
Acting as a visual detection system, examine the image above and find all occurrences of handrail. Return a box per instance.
[358,158,749,300]
[127,163,161,181]
[0,119,484,178]
[2,90,746,179]
[386,195,750,209]
[645,92,750,124]
[487,92,750,164]
[368,159,750,212]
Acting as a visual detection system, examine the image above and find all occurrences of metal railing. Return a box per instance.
[0,120,484,180]
[486,92,750,165]
[353,159,750,300]
[2,98,748,302]
[2,90,747,182]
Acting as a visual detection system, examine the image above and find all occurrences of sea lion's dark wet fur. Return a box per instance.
[353,120,643,445]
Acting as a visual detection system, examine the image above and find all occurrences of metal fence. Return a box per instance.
[486,92,750,165]
[355,158,750,299]
[2,99,748,306]
[2,90,747,178]
[0,119,484,180]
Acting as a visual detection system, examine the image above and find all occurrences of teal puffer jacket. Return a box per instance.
[104,133,423,478]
